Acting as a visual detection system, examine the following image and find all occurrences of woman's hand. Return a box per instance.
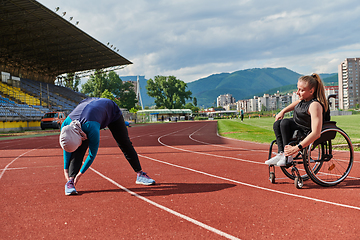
[284,145,299,157]
[274,100,300,122]
[275,111,284,121]
[74,172,83,185]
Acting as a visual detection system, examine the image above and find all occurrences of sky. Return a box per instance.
[38,0,360,83]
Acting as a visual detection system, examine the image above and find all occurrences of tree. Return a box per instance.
[184,102,194,109]
[57,73,81,92]
[81,70,138,110]
[81,70,107,97]
[146,75,192,109]
[118,81,138,110]
[107,71,123,97]
[129,106,141,114]
[192,106,200,113]
[193,97,197,107]
[184,102,199,113]
[100,89,121,106]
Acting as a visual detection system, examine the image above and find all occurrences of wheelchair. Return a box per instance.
[268,95,354,189]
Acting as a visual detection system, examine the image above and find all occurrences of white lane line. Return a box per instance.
[188,123,269,153]
[138,154,360,211]
[158,128,266,166]
[0,139,61,181]
[90,167,241,240]
[0,167,27,171]
[0,149,37,180]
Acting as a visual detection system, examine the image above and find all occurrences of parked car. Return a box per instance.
[41,111,66,130]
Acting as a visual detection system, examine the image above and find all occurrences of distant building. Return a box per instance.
[217,94,235,107]
[236,99,248,112]
[255,92,292,112]
[229,75,341,114]
[338,58,360,109]
[258,94,270,111]
[325,86,339,111]
[223,103,237,111]
[248,96,258,112]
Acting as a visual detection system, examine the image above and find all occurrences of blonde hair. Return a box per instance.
[299,73,328,112]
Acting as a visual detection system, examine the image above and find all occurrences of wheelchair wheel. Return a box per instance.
[294,176,303,189]
[303,128,354,187]
[279,148,312,181]
[269,172,275,183]
[280,159,309,181]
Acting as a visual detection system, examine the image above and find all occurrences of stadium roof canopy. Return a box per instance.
[0,0,132,83]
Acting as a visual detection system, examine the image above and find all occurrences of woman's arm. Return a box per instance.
[275,100,300,121]
[62,117,73,181]
[284,101,323,156]
[79,122,100,174]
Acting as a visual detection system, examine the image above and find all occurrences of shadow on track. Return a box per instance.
[78,182,236,196]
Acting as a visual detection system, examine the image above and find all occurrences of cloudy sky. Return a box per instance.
[38,0,360,83]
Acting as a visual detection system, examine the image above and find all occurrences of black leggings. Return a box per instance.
[273,118,302,153]
[68,115,142,178]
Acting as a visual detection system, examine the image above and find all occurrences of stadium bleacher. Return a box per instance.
[20,78,83,112]
[0,76,87,122]
[0,95,45,121]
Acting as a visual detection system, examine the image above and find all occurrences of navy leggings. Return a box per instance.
[68,115,141,178]
[273,118,302,153]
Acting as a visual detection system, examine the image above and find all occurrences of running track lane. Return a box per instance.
[1,121,360,239]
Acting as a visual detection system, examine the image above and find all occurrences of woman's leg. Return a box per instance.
[279,118,301,147]
[68,139,89,178]
[280,118,301,146]
[273,120,284,153]
[107,115,142,172]
[273,118,301,153]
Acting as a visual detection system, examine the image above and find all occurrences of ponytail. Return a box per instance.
[299,73,328,112]
[311,73,328,112]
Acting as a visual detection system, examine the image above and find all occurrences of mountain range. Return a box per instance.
[120,68,338,108]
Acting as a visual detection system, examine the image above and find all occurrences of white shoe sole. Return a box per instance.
[65,188,78,195]
[136,180,155,185]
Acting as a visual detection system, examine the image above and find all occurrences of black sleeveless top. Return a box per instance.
[293,98,327,133]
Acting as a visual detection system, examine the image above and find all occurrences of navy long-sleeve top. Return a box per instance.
[62,98,122,173]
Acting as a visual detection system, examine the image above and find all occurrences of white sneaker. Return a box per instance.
[276,155,293,166]
[265,152,284,165]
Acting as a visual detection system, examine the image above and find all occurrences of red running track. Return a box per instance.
[1,121,360,239]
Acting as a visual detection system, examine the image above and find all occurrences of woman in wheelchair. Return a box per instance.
[265,73,328,167]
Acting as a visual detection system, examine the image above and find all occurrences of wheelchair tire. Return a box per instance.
[303,127,354,187]
[294,176,303,189]
[269,172,275,183]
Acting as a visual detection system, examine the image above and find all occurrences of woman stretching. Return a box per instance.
[60,98,155,195]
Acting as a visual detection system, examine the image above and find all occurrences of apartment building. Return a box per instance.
[325,86,339,111]
[217,94,235,107]
[338,58,360,109]
[257,93,292,112]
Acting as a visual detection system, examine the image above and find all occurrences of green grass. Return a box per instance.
[218,115,360,145]
[217,118,275,143]
[331,115,360,144]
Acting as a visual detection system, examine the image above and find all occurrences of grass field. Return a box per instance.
[217,114,360,145]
